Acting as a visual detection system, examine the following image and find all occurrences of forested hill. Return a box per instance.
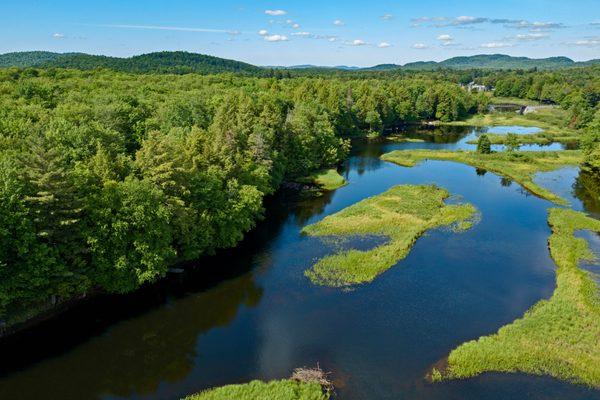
[401,54,595,70]
[0,51,263,74]
[1,51,599,74]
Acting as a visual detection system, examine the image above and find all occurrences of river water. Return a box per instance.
[0,125,599,400]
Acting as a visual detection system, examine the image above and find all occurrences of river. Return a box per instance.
[0,125,598,400]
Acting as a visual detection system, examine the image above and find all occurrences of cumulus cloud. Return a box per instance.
[378,42,392,48]
[437,34,453,41]
[351,39,366,46]
[265,10,287,16]
[258,29,269,36]
[381,14,394,21]
[333,19,345,26]
[292,23,300,29]
[480,42,514,48]
[412,43,428,49]
[52,33,65,39]
[264,34,288,42]
[291,31,312,37]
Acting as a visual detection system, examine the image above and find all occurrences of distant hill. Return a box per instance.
[0,51,262,74]
[0,51,80,68]
[401,54,589,70]
[1,51,598,74]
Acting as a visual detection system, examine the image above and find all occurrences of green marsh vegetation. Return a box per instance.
[381,150,582,205]
[302,185,477,287]
[433,208,600,388]
[184,380,328,400]
[184,367,332,400]
[297,169,347,191]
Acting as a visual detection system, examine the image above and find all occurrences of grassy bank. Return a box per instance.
[184,367,332,400]
[433,208,600,387]
[184,379,328,400]
[381,150,582,205]
[302,185,477,287]
[298,169,347,191]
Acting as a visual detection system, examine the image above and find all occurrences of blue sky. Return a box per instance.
[3,0,599,66]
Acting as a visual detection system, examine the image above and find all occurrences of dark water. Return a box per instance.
[1,125,599,400]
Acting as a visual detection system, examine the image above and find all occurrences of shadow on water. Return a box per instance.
[0,125,599,400]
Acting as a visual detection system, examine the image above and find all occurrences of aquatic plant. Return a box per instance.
[435,208,600,388]
[185,366,332,400]
[381,149,582,205]
[302,185,477,287]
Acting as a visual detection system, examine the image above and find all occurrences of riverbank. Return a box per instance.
[381,150,582,205]
[303,184,477,287]
[433,208,600,388]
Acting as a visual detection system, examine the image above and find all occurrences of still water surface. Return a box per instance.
[0,125,599,400]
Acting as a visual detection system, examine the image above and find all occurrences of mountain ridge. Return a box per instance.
[0,51,598,73]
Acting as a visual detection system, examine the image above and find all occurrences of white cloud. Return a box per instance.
[258,29,269,36]
[381,14,394,21]
[333,19,345,26]
[52,33,65,39]
[378,42,392,48]
[292,23,300,29]
[412,16,487,27]
[513,33,548,41]
[264,34,288,42]
[412,43,428,49]
[292,31,312,37]
[480,42,514,48]
[227,30,241,36]
[571,37,600,46]
[328,37,337,42]
[412,16,564,31]
[351,39,366,46]
[265,10,287,16]
[437,34,453,41]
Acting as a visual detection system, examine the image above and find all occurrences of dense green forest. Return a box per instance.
[0,67,488,323]
[0,62,598,326]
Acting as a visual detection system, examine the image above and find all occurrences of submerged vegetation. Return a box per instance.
[381,150,582,205]
[435,208,600,387]
[303,185,477,287]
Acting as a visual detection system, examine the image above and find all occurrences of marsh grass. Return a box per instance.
[381,150,582,205]
[436,208,600,387]
[299,169,347,191]
[302,185,477,287]
[184,366,332,400]
[184,380,328,400]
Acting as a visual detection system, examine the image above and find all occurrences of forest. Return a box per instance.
[0,67,488,324]
[0,64,598,328]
